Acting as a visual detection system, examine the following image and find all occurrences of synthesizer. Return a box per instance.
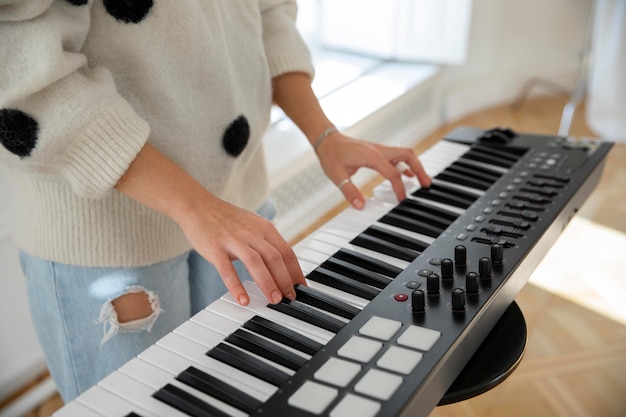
[54,127,612,417]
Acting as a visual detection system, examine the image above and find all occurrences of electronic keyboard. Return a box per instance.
[54,126,612,417]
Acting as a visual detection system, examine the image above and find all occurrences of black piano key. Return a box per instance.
[413,184,476,208]
[447,161,501,183]
[363,224,430,252]
[435,170,492,191]
[225,329,308,371]
[307,267,380,300]
[332,247,403,278]
[294,284,361,319]
[153,383,230,417]
[243,315,323,356]
[398,198,460,223]
[454,159,505,178]
[207,343,290,387]
[268,298,346,334]
[177,366,263,414]
[320,257,392,289]
[124,414,144,417]
[474,143,522,162]
[351,233,420,262]
[391,205,453,230]
[462,147,516,168]
[379,212,444,238]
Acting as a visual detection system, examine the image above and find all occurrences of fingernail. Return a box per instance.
[238,294,249,305]
[271,291,282,304]
[352,198,364,209]
[286,292,296,300]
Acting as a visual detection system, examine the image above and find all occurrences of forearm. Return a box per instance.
[114,142,211,225]
[272,72,335,145]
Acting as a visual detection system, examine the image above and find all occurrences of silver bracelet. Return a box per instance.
[313,126,338,152]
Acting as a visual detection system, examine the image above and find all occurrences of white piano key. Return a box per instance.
[139,344,270,401]
[53,400,104,417]
[155,332,278,397]
[297,258,318,274]
[294,237,338,258]
[224,282,336,343]
[77,384,157,417]
[372,221,435,246]
[119,358,248,417]
[431,178,484,198]
[457,155,509,174]
[177,319,297,377]
[293,245,330,265]
[305,280,369,309]
[190,309,242,336]
[208,298,330,346]
[405,194,465,216]
[174,320,229,347]
[98,372,189,417]
[303,230,409,270]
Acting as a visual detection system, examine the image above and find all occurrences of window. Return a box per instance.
[297,0,473,65]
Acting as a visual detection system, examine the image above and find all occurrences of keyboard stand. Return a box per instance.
[439,301,527,405]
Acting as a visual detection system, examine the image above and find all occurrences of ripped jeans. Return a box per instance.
[21,200,275,403]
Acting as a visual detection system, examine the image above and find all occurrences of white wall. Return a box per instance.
[440,0,592,122]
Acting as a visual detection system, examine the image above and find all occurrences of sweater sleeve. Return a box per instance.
[0,0,149,199]
[259,0,315,80]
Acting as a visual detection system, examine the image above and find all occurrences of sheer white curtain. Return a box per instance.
[586,0,626,142]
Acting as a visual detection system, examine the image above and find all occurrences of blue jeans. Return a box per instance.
[21,200,275,402]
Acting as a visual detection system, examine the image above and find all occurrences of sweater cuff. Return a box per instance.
[60,98,149,199]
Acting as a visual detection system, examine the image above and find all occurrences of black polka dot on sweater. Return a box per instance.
[0,109,39,158]
[65,0,88,6]
[222,115,250,157]
[103,0,153,24]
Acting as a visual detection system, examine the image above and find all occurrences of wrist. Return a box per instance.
[312,126,339,153]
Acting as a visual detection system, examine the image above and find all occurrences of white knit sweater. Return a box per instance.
[0,0,314,266]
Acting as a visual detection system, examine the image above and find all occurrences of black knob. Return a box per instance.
[454,245,467,266]
[466,272,479,295]
[441,258,454,280]
[479,257,492,279]
[412,289,425,313]
[427,273,440,295]
[491,244,504,264]
[451,288,466,311]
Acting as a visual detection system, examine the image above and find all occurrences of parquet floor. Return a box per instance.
[11,95,626,416]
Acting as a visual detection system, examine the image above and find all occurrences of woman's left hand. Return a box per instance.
[314,130,431,209]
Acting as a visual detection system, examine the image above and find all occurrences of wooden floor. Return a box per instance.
[12,95,626,416]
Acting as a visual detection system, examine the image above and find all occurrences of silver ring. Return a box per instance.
[395,161,410,172]
[337,178,351,189]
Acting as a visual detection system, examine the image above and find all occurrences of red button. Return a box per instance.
[394,294,408,302]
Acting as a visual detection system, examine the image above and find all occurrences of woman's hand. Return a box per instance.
[116,143,306,306]
[314,130,431,208]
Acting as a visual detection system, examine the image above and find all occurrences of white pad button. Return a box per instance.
[337,336,382,363]
[377,345,423,375]
[314,357,361,387]
[288,381,338,415]
[330,393,381,417]
[354,369,403,401]
[396,324,441,351]
[359,316,402,341]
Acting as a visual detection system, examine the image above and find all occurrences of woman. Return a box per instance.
[0,0,430,402]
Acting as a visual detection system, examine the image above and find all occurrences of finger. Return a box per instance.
[253,240,298,300]
[337,178,365,209]
[213,256,252,306]
[403,155,431,187]
[257,222,307,291]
